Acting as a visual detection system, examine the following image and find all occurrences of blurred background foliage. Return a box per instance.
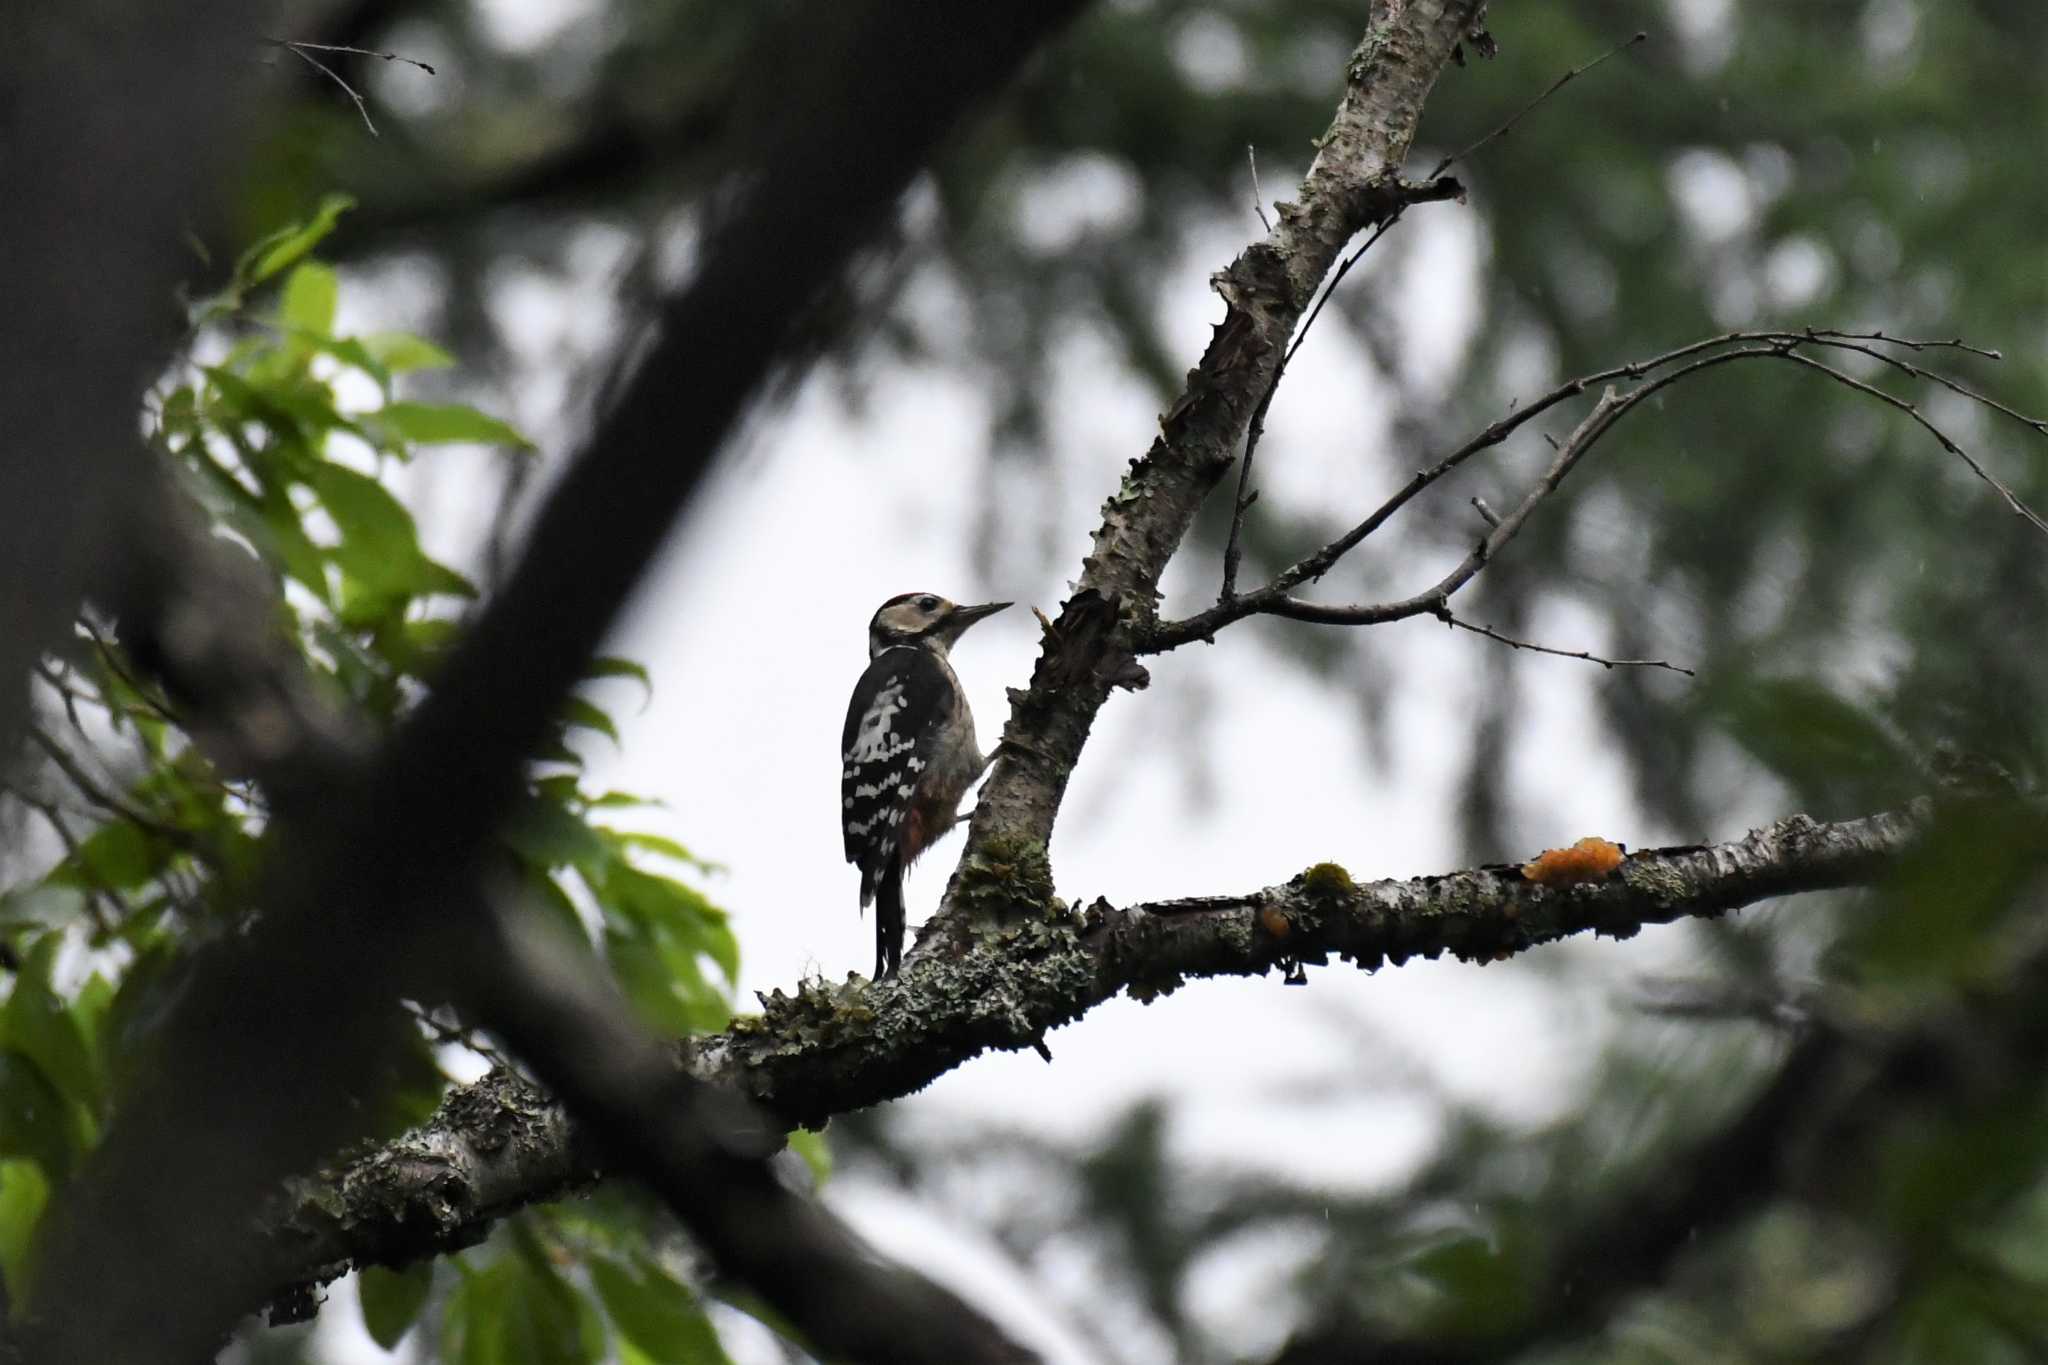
[2,0,2042,1361]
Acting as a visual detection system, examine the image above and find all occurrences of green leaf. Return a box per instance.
[231,484,331,605]
[1709,677,1917,812]
[607,832,701,868]
[508,1225,604,1361]
[67,975,114,1088]
[238,193,356,288]
[1407,1228,1536,1340]
[586,791,663,810]
[382,616,464,680]
[563,698,620,746]
[310,335,394,395]
[525,868,594,947]
[6,936,101,1115]
[786,1129,833,1188]
[603,929,697,1037]
[590,1254,733,1365]
[361,331,455,374]
[0,1053,86,1181]
[585,657,654,707]
[371,1023,449,1139]
[503,796,610,873]
[305,463,437,604]
[1844,801,2048,984]
[375,401,534,450]
[0,1158,49,1311]
[49,819,170,893]
[279,262,339,335]
[359,1261,435,1350]
[203,365,353,457]
[534,775,582,804]
[444,1260,508,1365]
[600,864,738,989]
[0,887,87,935]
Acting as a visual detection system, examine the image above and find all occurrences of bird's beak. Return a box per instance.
[949,600,1011,634]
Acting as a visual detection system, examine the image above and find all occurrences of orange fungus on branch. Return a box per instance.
[1522,836,1626,887]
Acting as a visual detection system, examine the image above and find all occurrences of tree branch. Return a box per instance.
[942,0,1491,954]
[260,803,1940,1293]
[1141,329,2047,651]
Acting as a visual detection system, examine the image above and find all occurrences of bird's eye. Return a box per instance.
[918,595,939,611]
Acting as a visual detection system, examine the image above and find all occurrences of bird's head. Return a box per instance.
[867,592,1010,659]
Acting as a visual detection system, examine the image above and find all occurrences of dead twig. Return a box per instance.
[1217,29,1648,605]
[1146,329,2046,651]
[1427,29,1649,179]
[275,42,380,137]
[1435,607,1695,675]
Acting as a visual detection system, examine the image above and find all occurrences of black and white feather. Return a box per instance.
[840,645,952,905]
[839,591,1008,980]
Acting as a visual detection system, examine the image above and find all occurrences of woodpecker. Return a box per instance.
[841,591,1009,980]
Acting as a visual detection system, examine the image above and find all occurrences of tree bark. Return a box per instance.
[264,803,1932,1298]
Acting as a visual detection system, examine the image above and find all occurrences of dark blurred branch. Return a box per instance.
[1143,330,2048,651]
[0,2,270,758]
[465,891,1041,1364]
[260,802,1943,1295]
[1269,1026,1842,1365]
[25,4,1085,1362]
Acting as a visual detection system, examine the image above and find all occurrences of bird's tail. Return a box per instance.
[874,857,905,980]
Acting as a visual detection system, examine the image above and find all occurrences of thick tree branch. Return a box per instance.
[0,3,274,753]
[936,0,1491,957]
[263,804,1937,1290]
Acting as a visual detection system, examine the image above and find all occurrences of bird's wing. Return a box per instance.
[840,646,951,874]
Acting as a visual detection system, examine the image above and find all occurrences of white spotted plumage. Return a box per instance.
[840,592,1009,979]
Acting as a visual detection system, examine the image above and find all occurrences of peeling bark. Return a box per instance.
[269,802,1935,1298]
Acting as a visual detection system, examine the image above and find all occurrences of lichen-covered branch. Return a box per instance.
[272,803,1935,1291]
[936,0,1490,945]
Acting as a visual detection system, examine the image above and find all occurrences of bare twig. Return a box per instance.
[1426,29,1649,179]
[1216,35,1654,609]
[1219,30,1652,609]
[1247,144,1272,233]
[34,661,87,734]
[1773,348,2048,535]
[1804,330,2040,433]
[1146,329,2047,651]
[24,725,191,849]
[1217,190,1450,601]
[273,39,436,75]
[17,794,119,935]
[402,999,516,1074]
[278,42,379,137]
[1436,607,1695,675]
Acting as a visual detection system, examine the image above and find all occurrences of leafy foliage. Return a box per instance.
[0,203,756,1356]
